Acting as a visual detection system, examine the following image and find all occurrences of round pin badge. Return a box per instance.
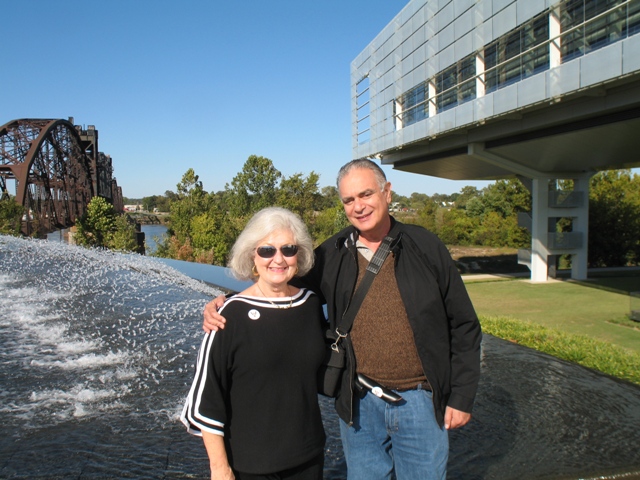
[248,309,260,320]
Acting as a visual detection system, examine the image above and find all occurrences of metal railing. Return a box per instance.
[393,0,638,128]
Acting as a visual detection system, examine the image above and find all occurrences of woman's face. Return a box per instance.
[253,229,298,289]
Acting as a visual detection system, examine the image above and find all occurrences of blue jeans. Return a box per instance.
[339,386,448,480]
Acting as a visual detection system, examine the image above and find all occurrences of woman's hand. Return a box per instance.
[202,431,234,479]
[203,295,228,333]
[210,463,234,480]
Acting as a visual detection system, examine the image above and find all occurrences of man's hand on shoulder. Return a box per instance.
[203,295,227,333]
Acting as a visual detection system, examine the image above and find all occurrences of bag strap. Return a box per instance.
[332,222,401,347]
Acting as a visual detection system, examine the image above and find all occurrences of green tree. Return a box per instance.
[589,170,640,267]
[141,196,154,212]
[437,208,479,245]
[416,198,439,232]
[0,195,24,236]
[454,186,480,209]
[189,207,231,264]
[226,155,282,220]
[471,211,528,247]
[480,179,531,217]
[169,169,209,243]
[155,194,171,213]
[75,196,117,247]
[457,179,530,248]
[110,215,140,252]
[391,192,409,210]
[75,196,138,251]
[276,172,320,224]
[309,186,341,212]
[409,192,431,210]
[312,202,350,245]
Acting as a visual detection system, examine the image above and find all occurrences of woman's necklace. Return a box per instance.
[256,283,293,309]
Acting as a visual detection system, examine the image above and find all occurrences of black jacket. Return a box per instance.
[302,218,482,427]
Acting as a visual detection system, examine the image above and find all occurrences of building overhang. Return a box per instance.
[381,76,640,180]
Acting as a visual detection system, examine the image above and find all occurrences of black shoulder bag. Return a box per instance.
[317,224,400,397]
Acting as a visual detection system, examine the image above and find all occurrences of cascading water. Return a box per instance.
[1,234,639,479]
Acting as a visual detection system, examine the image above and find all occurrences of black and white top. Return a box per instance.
[181,287,326,474]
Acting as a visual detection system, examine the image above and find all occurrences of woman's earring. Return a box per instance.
[252,265,259,277]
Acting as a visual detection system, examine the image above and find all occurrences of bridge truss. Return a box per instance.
[0,118,120,236]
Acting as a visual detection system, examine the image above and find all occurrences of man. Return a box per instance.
[204,159,482,479]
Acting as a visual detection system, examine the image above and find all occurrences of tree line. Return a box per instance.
[1,155,638,269]
[130,156,639,269]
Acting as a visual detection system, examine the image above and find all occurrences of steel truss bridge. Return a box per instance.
[0,118,123,236]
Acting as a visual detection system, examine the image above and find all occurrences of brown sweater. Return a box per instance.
[350,251,427,390]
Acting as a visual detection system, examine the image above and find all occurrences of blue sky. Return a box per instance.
[3,0,492,199]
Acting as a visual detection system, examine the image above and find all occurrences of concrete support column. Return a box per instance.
[531,177,552,282]
[570,173,592,280]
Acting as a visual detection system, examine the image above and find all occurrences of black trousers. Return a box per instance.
[234,453,324,480]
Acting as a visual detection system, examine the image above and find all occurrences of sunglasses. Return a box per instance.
[256,244,299,258]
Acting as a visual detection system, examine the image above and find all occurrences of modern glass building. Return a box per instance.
[352,0,640,282]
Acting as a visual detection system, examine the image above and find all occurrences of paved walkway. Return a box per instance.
[461,271,530,282]
[462,265,640,283]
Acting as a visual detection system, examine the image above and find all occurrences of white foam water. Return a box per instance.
[0,234,222,431]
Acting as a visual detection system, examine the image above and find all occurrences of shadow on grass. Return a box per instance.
[455,254,530,275]
[563,271,640,295]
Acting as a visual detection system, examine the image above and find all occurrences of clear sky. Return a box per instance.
[3,0,493,199]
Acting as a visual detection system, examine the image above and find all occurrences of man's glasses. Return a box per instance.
[256,244,299,258]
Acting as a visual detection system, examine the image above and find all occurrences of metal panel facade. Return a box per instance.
[352,0,639,160]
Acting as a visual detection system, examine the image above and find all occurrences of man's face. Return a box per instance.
[338,168,391,236]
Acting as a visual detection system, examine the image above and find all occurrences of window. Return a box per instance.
[561,0,638,62]
[436,56,476,112]
[356,77,370,144]
[395,82,428,128]
[485,11,549,93]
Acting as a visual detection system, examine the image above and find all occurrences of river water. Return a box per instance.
[140,224,168,255]
[1,234,639,479]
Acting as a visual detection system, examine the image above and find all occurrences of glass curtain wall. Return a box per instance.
[398,82,428,127]
[436,57,476,111]
[562,0,640,61]
[356,77,371,144]
[485,11,550,93]
[392,0,640,130]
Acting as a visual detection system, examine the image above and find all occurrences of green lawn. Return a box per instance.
[464,275,640,354]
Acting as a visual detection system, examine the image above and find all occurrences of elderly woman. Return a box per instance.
[181,207,326,480]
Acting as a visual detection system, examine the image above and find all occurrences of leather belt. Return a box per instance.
[395,381,431,392]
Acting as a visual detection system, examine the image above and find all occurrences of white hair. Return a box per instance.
[227,207,314,281]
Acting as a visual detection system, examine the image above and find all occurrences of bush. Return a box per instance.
[0,196,24,236]
[480,315,640,385]
[75,197,138,252]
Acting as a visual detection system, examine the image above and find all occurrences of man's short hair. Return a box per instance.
[337,159,387,191]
